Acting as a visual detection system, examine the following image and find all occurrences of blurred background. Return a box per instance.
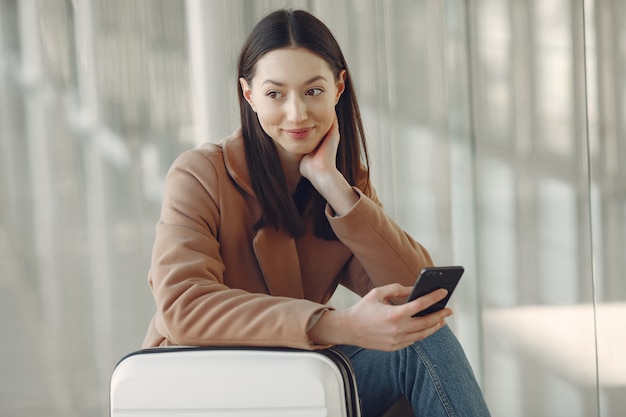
[0,0,624,416]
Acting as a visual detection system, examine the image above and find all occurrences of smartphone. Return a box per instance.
[406,266,464,317]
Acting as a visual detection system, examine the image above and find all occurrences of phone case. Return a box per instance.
[110,346,361,417]
[408,266,464,316]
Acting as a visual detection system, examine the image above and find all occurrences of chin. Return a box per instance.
[287,144,317,156]
[282,137,323,154]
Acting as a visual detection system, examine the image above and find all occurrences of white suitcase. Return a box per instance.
[110,346,362,417]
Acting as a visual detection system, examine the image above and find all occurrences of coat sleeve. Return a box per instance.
[328,185,434,298]
[144,149,331,349]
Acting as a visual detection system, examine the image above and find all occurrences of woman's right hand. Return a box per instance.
[308,284,452,351]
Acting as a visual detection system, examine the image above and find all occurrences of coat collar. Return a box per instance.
[221,128,304,299]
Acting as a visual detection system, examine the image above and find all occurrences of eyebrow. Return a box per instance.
[261,75,328,87]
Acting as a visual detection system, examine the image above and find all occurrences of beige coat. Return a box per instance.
[142,129,433,349]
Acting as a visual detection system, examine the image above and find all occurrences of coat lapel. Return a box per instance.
[253,227,304,299]
[222,130,304,299]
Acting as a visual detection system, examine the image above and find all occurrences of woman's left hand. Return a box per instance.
[299,114,341,183]
[299,115,358,216]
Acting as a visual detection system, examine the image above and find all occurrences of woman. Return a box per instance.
[143,9,490,417]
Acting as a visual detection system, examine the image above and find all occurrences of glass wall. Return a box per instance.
[0,0,624,416]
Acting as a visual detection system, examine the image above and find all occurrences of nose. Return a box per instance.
[286,95,307,123]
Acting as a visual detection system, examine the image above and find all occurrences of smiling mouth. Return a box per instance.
[285,128,313,139]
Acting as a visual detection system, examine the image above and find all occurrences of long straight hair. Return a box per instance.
[237,9,370,239]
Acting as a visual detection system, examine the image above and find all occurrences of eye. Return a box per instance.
[306,88,324,97]
[267,90,284,99]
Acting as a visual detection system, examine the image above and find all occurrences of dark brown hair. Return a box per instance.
[237,9,369,239]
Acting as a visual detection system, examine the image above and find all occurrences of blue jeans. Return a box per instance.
[336,325,491,417]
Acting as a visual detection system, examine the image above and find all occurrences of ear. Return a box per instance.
[334,70,347,105]
[239,77,257,112]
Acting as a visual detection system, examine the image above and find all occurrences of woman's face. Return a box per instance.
[240,47,345,162]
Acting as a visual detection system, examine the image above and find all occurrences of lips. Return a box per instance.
[284,127,313,140]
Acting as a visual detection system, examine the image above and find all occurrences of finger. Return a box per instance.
[408,318,447,342]
[423,307,453,323]
[324,120,339,146]
[407,288,448,315]
[389,315,449,350]
[407,307,451,332]
[369,283,412,302]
